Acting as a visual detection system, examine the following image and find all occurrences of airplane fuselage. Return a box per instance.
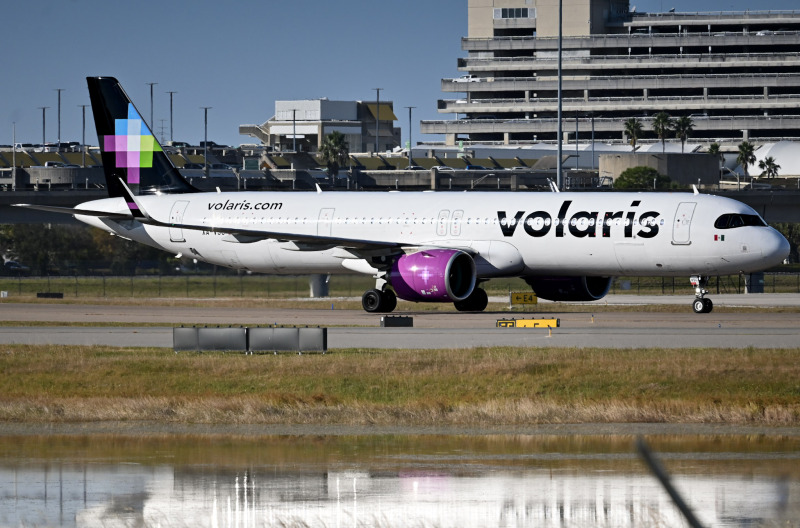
[76,190,788,279]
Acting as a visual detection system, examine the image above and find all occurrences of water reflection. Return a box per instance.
[0,433,798,527]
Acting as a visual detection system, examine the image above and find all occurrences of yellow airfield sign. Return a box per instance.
[496,318,559,328]
[510,292,538,304]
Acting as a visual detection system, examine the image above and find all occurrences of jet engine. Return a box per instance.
[389,249,476,302]
[524,276,612,302]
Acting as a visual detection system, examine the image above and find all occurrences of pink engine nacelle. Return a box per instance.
[389,249,477,302]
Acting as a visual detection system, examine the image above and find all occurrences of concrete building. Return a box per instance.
[421,0,800,148]
[240,99,400,154]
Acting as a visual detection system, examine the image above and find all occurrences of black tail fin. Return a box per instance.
[87,76,197,196]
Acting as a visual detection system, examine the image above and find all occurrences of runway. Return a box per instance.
[1,294,799,349]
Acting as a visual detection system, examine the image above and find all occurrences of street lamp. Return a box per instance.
[374,88,382,153]
[78,104,89,167]
[55,88,65,148]
[556,0,563,190]
[166,91,177,144]
[201,106,212,177]
[38,106,49,145]
[146,82,158,129]
[405,106,416,165]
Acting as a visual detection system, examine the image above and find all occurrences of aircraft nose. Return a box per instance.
[763,228,791,264]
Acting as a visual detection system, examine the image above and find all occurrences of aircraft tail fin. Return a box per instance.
[87,76,197,197]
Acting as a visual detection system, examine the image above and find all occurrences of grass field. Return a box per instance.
[1,344,798,426]
[1,272,799,300]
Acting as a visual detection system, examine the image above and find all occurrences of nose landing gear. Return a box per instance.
[690,275,713,313]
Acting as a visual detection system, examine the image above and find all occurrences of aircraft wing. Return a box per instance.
[147,216,403,251]
[13,201,402,253]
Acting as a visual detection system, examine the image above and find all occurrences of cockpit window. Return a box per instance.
[714,213,767,229]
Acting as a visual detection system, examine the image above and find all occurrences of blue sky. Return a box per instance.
[2,0,797,148]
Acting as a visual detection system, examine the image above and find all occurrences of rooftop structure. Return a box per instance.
[421,0,800,147]
[240,99,401,154]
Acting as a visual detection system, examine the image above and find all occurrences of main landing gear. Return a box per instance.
[362,288,397,313]
[690,275,713,314]
[454,287,489,312]
[360,284,490,313]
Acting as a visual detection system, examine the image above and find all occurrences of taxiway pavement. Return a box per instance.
[1,294,798,349]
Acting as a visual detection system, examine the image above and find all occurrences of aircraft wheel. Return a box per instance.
[382,289,397,312]
[703,298,713,313]
[362,289,383,313]
[454,288,488,312]
[692,298,706,314]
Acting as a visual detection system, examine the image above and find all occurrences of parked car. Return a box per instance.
[454,75,482,82]
[465,165,487,170]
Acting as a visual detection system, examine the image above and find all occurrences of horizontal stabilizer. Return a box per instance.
[12,203,133,220]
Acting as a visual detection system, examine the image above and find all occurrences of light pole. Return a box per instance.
[556,0,563,190]
[166,90,177,144]
[55,88,64,148]
[38,106,49,145]
[78,104,89,167]
[374,88,382,153]
[146,82,157,129]
[405,106,415,165]
[12,122,16,190]
[201,106,212,177]
[292,109,297,152]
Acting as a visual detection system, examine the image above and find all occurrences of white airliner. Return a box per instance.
[17,77,790,313]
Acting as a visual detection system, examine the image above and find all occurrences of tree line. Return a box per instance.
[623,114,781,178]
[1,224,174,276]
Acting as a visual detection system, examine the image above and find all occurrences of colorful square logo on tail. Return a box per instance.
[102,104,161,184]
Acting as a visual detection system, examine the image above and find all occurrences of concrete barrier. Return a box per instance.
[380,316,413,327]
[299,327,328,352]
[198,326,247,351]
[173,326,327,353]
[173,326,199,351]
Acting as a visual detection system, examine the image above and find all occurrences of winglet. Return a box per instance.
[315,183,323,194]
[692,184,700,195]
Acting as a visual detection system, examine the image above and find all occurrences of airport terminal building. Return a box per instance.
[240,99,401,154]
[421,0,800,147]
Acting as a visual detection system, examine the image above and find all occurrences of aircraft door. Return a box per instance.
[318,208,335,237]
[451,210,464,236]
[436,210,450,236]
[169,200,190,242]
[672,202,696,245]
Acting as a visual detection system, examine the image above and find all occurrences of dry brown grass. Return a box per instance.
[1,345,799,426]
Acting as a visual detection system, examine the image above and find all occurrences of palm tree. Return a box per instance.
[737,141,756,181]
[674,116,694,153]
[318,131,350,180]
[707,142,723,181]
[651,112,674,153]
[758,156,781,179]
[624,118,643,152]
